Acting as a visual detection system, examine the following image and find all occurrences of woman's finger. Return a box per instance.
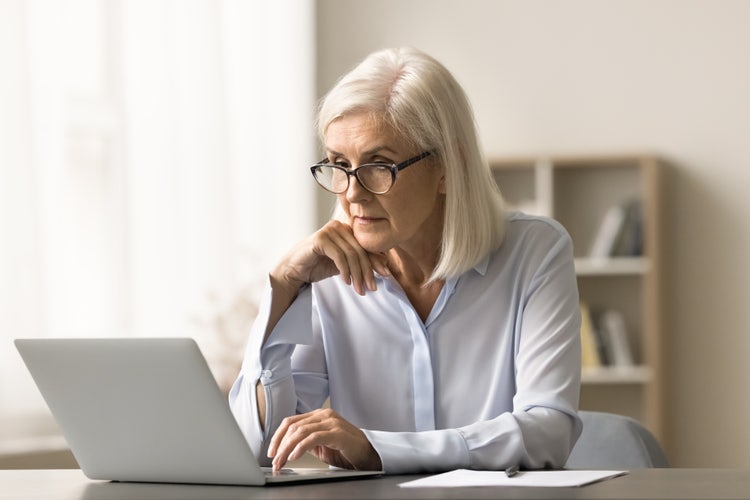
[267,412,306,460]
[309,221,379,295]
[269,413,328,470]
[268,409,381,471]
[324,229,374,295]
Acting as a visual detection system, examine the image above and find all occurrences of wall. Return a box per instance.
[315,0,750,467]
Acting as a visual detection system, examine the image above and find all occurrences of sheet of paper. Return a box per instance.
[399,469,628,488]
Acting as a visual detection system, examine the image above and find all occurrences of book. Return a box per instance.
[589,199,643,258]
[589,204,627,258]
[579,302,602,367]
[596,309,634,367]
[613,200,643,256]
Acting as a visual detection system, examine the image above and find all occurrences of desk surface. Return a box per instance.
[2,468,750,499]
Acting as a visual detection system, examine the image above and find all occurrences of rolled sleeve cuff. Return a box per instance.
[256,283,312,381]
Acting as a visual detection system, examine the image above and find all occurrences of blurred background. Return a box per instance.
[2,0,749,469]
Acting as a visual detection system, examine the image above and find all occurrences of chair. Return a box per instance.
[565,411,669,469]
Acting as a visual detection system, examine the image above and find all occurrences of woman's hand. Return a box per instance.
[271,220,390,297]
[267,408,382,471]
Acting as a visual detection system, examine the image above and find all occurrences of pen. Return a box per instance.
[505,465,519,477]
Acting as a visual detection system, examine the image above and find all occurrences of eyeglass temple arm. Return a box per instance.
[396,151,431,171]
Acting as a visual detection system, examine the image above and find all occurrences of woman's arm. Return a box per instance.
[253,273,306,430]
[230,220,389,463]
[253,220,390,426]
[363,408,579,473]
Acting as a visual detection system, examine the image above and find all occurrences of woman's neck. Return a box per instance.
[386,246,438,289]
[385,245,445,324]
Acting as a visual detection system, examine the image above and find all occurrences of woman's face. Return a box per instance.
[324,113,445,256]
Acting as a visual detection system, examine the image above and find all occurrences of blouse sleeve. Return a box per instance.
[228,279,319,466]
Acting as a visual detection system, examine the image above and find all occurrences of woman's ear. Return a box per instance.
[437,157,447,194]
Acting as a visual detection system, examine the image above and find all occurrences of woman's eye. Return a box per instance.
[371,157,393,165]
[334,161,349,168]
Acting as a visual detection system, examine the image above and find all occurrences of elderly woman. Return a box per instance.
[229,47,582,474]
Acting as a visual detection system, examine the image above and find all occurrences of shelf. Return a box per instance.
[574,257,651,276]
[490,154,665,446]
[581,365,653,384]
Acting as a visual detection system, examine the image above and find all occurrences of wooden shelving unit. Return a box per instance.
[489,154,665,446]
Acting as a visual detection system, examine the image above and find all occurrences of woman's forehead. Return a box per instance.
[324,114,404,154]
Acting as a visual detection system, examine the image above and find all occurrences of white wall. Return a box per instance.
[316,0,750,467]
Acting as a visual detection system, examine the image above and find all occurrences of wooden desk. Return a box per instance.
[2,468,750,499]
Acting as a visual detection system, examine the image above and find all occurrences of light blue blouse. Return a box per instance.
[229,212,582,473]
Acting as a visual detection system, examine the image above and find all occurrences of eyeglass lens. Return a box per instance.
[315,164,394,194]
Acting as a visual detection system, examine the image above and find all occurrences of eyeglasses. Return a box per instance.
[310,151,432,195]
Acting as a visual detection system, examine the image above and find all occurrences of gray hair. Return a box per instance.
[317,47,506,281]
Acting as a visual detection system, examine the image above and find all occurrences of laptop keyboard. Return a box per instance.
[261,467,306,477]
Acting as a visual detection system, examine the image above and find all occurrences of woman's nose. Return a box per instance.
[344,172,371,203]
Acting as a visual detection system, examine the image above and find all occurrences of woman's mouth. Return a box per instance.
[353,215,384,226]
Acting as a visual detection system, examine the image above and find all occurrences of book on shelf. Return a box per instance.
[596,309,634,367]
[589,198,643,258]
[579,302,602,367]
[579,304,635,369]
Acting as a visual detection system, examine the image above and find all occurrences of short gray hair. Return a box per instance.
[318,47,506,281]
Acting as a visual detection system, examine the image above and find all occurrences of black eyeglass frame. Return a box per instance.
[310,151,432,195]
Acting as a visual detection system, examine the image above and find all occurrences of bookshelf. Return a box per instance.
[489,154,665,446]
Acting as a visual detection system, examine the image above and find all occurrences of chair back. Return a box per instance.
[565,411,669,469]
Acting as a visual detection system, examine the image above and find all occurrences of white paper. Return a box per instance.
[399,469,628,488]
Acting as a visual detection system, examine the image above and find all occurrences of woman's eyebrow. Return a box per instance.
[325,146,400,158]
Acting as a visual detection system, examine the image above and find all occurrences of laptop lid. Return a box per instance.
[15,338,380,485]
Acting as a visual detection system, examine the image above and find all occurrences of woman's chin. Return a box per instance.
[353,233,391,255]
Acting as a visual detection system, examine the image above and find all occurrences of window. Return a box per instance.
[0,0,315,417]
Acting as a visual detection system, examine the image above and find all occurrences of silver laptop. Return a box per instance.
[15,337,382,485]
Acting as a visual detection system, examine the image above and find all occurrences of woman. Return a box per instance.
[229,47,582,474]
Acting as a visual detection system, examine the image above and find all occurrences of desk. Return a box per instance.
[2,468,750,499]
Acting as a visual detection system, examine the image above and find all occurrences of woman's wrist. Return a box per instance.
[261,269,309,344]
[269,268,306,298]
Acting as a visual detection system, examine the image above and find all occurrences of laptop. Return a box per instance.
[14,337,382,485]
